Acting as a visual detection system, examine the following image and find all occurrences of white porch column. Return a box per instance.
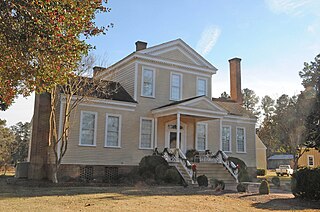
[154,117,158,148]
[176,113,180,149]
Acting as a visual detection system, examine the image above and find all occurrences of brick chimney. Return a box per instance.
[93,66,105,78]
[135,41,147,51]
[229,58,242,104]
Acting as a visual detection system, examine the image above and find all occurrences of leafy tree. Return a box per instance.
[0,119,15,174]
[301,54,320,150]
[258,93,313,166]
[299,53,320,93]
[260,95,275,119]
[10,122,31,164]
[242,88,260,116]
[0,0,111,109]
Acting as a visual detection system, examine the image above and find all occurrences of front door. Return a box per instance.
[165,120,187,153]
[169,131,182,149]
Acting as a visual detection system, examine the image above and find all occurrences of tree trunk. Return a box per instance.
[52,165,59,183]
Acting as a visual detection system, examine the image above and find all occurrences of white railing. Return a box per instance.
[204,150,239,183]
[177,149,193,179]
[156,148,238,184]
[161,148,193,182]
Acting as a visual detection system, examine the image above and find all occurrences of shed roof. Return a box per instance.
[268,154,294,160]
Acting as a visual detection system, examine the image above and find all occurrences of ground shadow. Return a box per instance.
[252,198,320,210]
[0,176,234,200]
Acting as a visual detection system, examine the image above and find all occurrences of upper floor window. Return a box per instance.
[139,118,154,149]
[141,67,155,97]
[196,123,207,151]
[79,111,97,146]
[197,77,207,96]
[307,155,314,167]
[105,114,121,148]
[236,127,246,153]
[222,126,231,152]
[170,72,182,100]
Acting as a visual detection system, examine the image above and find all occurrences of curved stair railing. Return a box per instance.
[203,150,239,183]
[154,148,193,183]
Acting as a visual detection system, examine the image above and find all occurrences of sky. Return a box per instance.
[1,0,320,127]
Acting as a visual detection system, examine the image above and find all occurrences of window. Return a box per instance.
[79,111,97,146]
[307,155,314,167]
[170,73,182,100]
[141,67,155,97]
[105,114,121,147]
[196,123,207,151]
[140,118,154,149]
[236,127,246,153]
[197,78,207,96]
[222,126,231,152]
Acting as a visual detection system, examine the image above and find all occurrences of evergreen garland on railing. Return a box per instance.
[153,148,192,169]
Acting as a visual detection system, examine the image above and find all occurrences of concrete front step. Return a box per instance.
[196,162,237,184]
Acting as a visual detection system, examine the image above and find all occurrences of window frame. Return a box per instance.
[141,66,156,98]
[307,155,314,167]
[79,111,97,147]
[104,113,122,148]
[236,127,246,153]
[139,117,154,150]
[221,125,232,152]
[196,122,208,151]
[196,77,208,96]
[170,72,183,101]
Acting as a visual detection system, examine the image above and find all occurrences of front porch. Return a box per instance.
[152,96,228,155]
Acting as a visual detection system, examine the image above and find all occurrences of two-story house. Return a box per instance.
[27,39,257,183]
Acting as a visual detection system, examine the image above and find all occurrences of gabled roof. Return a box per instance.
[152,96,227,119]
[139,39,217,70]
[212,98,256,119]
[154,96,204,110]
[95,39,217,79]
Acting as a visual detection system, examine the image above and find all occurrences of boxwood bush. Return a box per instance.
[197,175,208,187]
[291,167,320,200]
[138,155,182,185]
[259,180,270,195]
[271,176,280,187]
[228,157,250,182]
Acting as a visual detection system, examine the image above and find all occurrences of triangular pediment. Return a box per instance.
[139,39,217,70]
[180,96,227,113]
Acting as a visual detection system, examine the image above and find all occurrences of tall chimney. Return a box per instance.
[229,58,242,104]
[135,41,147,51]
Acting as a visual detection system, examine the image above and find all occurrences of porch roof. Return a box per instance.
[152,96,228,118]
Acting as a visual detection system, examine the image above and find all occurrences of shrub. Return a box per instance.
[164,168,181,184]
[256,169,266,176]
[155,164,169,182]
[291,167,320,200]
[210,178,225,190]
[139,155,168,174]
[271,176,280,187]
[228,157,250,182]
[197,175,208,187]
[237,183,247,192]
[259,180,270,195]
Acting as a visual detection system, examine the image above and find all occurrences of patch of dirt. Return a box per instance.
[0,176,319,211]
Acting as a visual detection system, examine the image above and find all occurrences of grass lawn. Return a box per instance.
[0,175,319,212]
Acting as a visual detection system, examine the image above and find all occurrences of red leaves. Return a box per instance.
[0,0,111,107]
